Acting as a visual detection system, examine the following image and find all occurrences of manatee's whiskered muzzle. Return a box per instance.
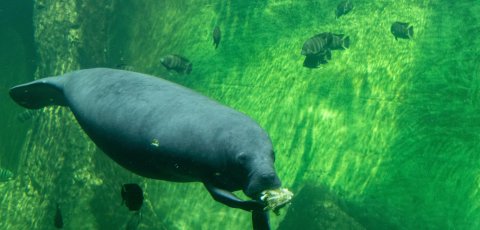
[244,169,281,197]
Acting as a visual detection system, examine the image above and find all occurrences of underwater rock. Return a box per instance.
[278,185,365,230]
[213,25,221,49]
[336,0,353,18]
[391,21,413,40]
[121,183,144,212]
[160,54,192,74]
[0,168,14,182]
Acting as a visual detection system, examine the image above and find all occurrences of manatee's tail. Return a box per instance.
[9,77,67,109]
[252,210,270,230]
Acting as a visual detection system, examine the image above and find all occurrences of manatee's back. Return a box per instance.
[62,68,267,182]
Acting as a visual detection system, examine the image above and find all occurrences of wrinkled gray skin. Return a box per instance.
[9,68,281,229]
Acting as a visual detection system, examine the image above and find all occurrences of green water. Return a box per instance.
[0,0,479,229]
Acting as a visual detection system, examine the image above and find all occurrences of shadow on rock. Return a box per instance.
[278,185,365,230]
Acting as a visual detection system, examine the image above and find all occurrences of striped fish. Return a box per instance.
[335,0,353,19]
[160,54,192,74]
[16,109,39,122]
[391,22,413,40]
[303,50,332,68]
[301,33,332,56]
[329,33,350,50]
[0,168,14,182]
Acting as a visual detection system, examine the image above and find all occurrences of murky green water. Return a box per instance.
[1,0,479,229]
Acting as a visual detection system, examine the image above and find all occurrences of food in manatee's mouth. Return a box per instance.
[260,188,294,215]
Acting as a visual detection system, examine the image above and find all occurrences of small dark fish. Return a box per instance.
[391,21,413,40]
[54,203,63,229]
[0,168,14,182]
[160,54,192,74]
[301,33,332,56]
[329,33,350,50]
[121,183,144,212]
[336,1,353,18]
[213,26,221,49]
[16,109,39,123]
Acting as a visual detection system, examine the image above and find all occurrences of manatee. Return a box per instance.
[9,68,292,230]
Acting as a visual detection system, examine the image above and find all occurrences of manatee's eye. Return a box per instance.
[236,152,249,165]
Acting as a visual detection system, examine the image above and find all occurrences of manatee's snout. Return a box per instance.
[245,171,281,199]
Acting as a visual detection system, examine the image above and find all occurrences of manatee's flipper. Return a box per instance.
[204,183,265,212]
[9,77,67,109]
[252,210,270,230]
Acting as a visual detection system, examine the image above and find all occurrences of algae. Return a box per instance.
[1,0,480,229]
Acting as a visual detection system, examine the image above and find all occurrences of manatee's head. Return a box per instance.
[236,149,282,199]
[225,117,282,199]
